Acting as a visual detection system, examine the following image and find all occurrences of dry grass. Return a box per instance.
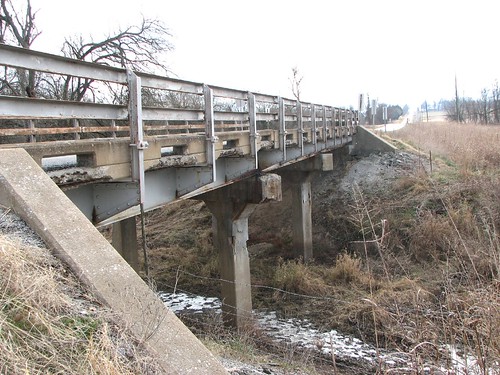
[0,234,159,375]
[358,121,500,372]
[137,121,500,373]
[390,121,500,174]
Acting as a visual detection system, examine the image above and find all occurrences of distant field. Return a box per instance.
[413,110,447,122]
[391,121,500,172]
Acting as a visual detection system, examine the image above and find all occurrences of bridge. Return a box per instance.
[0,43,393,372]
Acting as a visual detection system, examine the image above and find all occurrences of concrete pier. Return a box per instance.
[201,174,281,329]
[279,153,334,261]
[290,174,313,262]
[112,217,139,272]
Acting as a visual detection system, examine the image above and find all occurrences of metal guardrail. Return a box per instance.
[0,44,360,224]
[0,44,358,145]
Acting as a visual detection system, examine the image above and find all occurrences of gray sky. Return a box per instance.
[29,0,500,109]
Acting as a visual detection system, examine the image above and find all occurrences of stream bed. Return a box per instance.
[159,292,492,374]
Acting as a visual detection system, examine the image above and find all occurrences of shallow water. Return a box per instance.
[159,292,497,374]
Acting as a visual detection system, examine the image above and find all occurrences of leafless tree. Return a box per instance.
[493,80,500,124]
[289,66,303,101]
[0,0,40,96]
[1,1,173,102]
[56,18,173,102]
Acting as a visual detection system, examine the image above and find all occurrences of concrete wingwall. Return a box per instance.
[350,125,397,156]
[0,148,228,375]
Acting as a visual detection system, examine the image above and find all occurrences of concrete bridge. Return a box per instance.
[0,44,393,373]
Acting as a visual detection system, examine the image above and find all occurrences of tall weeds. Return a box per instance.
[358,121,500,372]
[0,235,159,374]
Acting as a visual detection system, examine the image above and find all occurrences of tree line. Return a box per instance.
[443,80,500,124]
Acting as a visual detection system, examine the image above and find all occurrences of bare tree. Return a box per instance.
[1,1,173,102]
[62,18,172,73]
[56,18,173,102]
[480,88,489,124]
[493,80,500,124]
[289,66,303,101]
[0,0,40,96]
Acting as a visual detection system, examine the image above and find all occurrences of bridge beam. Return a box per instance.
[200,174,281,329]
[112,217,139,273]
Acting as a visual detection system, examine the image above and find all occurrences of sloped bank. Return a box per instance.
[0,148,227,374]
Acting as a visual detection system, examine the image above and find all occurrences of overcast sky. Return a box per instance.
[26,0,500,109]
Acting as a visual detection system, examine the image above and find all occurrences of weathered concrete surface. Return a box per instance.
[277,154,334,261]
[112,217,139,272]
[0,148,228,375]
[350,125,397,156]
[202,174,282,329]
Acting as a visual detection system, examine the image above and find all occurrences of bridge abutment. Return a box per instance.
[200,174,281,329]
[112,217,139,273]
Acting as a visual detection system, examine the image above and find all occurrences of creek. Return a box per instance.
[159,292,488,374]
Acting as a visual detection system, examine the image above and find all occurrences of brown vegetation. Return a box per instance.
[143,120,500,373]
[0,234,160,374]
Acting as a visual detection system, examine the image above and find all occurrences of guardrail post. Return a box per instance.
[204,84,217,182]
[72,119,80,140]
[278,97,286,161]
[322,106,327,150]
[28,120,36,143]
[297,100,304,155]
[127,68,147,204]
[332,108,337,146]
[247,92,258,169]
[311,104,317,152]
[350,110,353,135]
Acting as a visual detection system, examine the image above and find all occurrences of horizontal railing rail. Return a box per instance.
[0,44,358,145]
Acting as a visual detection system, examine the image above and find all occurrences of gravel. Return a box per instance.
[0,207,46,248]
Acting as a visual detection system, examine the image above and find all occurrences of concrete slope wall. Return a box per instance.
[0,148,227,375]
[350,125,397,156]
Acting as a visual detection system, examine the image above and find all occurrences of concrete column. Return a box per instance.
[206,198,256,329]
[291,178,313,262]
[112,216,139,272]
[200,174,281,330]
[279,154,334,262]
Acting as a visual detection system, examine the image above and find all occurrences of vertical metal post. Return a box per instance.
[332,108,337,146]
[247,92,258,169]
[347,110,351,138]
[111,120,117,138]
[278,97,286,162]
[204,84,217,182]
[297,100,304,155]
[127,68,147,204]
[322,105,327,150]
[311,104,317,152]
[72,119,80,140]
[341,108,345,144]
[28,120,35,143]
